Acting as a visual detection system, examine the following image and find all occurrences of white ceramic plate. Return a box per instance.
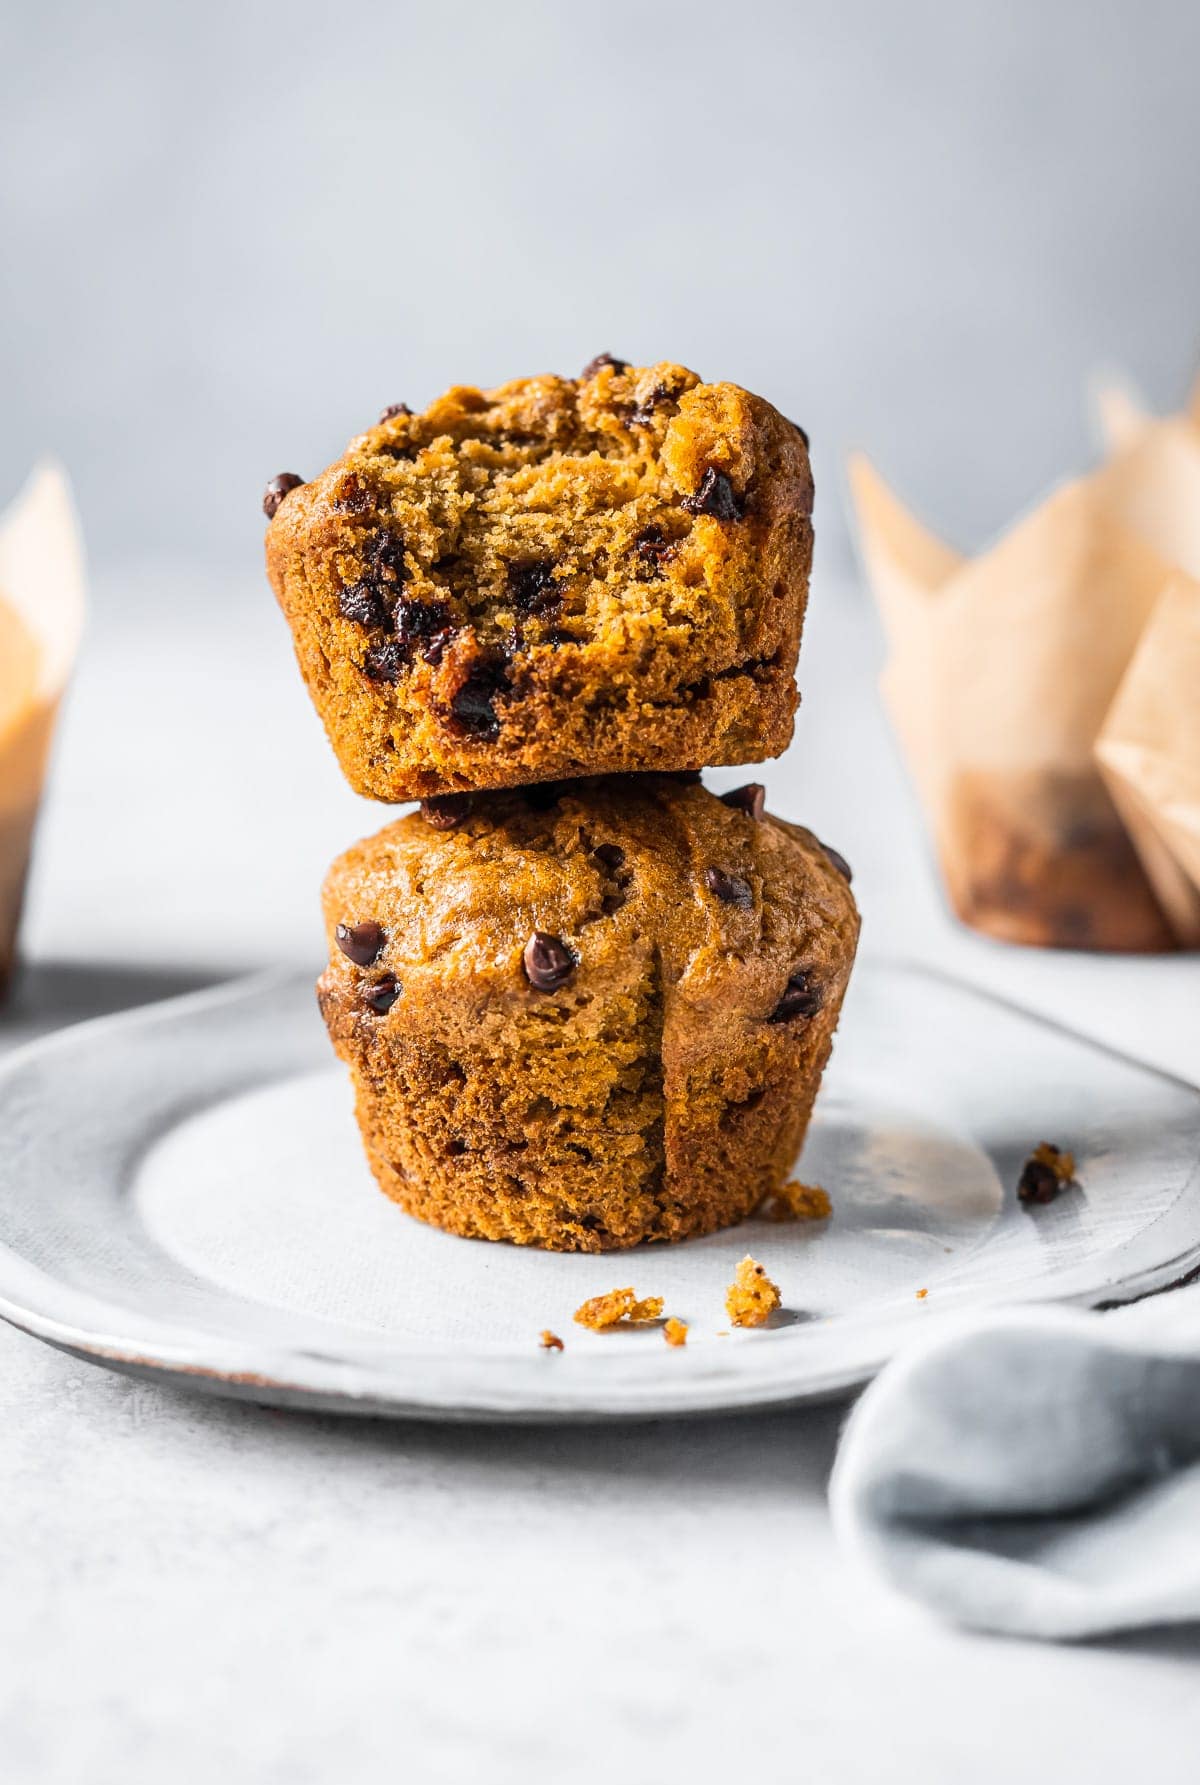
[0,961,1197,1421]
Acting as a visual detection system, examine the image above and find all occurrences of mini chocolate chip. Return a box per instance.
[720,783,765,822]
[682,467,744,521]
[333,473,373,515]
[336,921,385,966]
[422,628,455,665]
[362,971,401,1014]
[631,383,671,427]
[379,402,412,422]
[770,970,822,1023]
[788,417,810,450]
[1017,1160,1060,1205]
[451,681,500,735]
[634,523,669,552]
[364,640,409,683]
[262,473,304,519]
[633,523,678,575]
[523,931,577,992]
[704,866,753,909]
[508,559,559,613]
[818,840,853,883]
[581,353,628,378]
[449,655,510,738]
[338,579,391,629]
[594,843,626,870]
[395,597,451,641]
[364,530,407,584]
[420,793,473,829]
[1017,1144,1075,1206]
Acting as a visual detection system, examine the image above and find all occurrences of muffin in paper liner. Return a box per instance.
[1096,574,1200,949]
[849,455,1174,951]
[0,465,86,994]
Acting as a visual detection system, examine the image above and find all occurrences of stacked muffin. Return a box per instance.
[265,358,859,1251]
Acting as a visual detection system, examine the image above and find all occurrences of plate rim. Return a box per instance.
[1,960,1198,1422]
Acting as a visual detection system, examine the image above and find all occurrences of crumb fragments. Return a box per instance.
[725,1256,781,1328]
[915,1288,928,1300]
[573,1288,664,1331]
[539,1330,564,1351]
[663,1317,689,1347]
[758,1180,832,1222]
[1017,1142,1077,1207]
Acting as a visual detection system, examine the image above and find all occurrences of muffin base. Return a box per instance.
[335,984,843,1252]
[317,778,859,1251]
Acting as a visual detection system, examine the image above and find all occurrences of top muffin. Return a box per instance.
[264,358,813,800]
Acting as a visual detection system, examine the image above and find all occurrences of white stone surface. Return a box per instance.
[2,562,1199,1782]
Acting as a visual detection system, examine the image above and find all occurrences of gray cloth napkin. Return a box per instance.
[829,1287,1200,1640]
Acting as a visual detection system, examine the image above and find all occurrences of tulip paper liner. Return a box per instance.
[0,465,87,990]
[850,370,1200,951]
[1097,574,1200,948]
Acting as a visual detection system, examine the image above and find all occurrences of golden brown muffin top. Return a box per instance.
[266,359,811,681]
[320,776,856,1040]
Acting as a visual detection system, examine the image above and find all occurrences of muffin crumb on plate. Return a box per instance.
[726,1256,781,1327]
[1017,1142,1077,1206]
[758,1180,831,1221]
[574,1289,664,1331]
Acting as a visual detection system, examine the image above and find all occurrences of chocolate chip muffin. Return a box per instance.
[317,776,858,1251]
[266,359,813,801]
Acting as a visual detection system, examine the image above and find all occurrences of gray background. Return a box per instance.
[3,0,1200,582]
[5,14,1200,1783]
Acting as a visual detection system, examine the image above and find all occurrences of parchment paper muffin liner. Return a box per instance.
[1073,374,1200,946]
[1096,573,1200,949]
[0,464,86,993]
[849,457,1175,950]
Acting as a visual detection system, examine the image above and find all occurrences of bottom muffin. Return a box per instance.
[318,775,859,1251]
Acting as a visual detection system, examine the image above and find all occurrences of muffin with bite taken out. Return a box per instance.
[265,358,813,800]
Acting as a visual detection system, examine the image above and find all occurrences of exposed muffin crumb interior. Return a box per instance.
[573,1288,665,1331]
[267,360,813,798]
[758,1180,832,1221]
[725,1256,782,1327]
